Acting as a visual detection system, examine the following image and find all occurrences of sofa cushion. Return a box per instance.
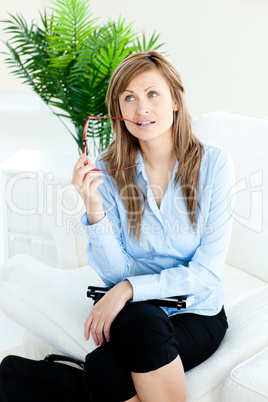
[23,331,68,360]
[220,347,268,401]
[192,111,268,282]
[185,286,268,400]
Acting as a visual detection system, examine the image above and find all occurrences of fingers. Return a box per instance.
[74,154,91,170]
[84,309,103,346]
[73,163,98,186]
[84,314,92,341]
[91,321,105,346]
[103,322,111,343]
[82,169,102,185]
[83,176,104,194]
[72,154,93,183]
[84,316,105,346]
[72,156,102,193]
[84,311,111,346]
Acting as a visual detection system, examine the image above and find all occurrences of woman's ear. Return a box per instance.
[173,101,179,112]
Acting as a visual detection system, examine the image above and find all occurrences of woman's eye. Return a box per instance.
[125,95,134,101]
[148,92,158,98]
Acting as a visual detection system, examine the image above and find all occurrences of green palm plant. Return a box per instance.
[1,0,165,155]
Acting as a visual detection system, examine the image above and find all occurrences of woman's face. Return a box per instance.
[119,69,178,145]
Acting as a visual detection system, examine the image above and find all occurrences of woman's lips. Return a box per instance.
[136,121,155,127]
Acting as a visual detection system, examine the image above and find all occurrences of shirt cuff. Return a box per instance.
[127,274,158,302]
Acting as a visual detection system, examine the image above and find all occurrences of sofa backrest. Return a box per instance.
[192,110,268,282]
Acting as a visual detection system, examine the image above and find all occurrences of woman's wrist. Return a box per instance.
[117,280,133,302]
[87,210,105,225]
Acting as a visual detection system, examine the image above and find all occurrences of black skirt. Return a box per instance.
[84,301,228,402]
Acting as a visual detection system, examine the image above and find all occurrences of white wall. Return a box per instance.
[1,0,268,118]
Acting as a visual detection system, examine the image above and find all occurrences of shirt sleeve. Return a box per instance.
[80,157,136,287]
[127,150,236,303]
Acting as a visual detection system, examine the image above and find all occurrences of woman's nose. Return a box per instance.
[136,100,150,116]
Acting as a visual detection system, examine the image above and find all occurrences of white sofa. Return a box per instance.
[0,110,267,401]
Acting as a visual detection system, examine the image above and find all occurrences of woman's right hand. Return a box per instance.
[72,154,105,224]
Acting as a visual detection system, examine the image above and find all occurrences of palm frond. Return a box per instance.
[47,0,98,68]
[134,31,167,54]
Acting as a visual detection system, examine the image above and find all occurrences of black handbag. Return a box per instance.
[0,353,89,402]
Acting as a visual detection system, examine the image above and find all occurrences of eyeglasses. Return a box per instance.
[83,115,139,171]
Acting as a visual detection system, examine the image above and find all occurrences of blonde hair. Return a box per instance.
[101,51,204,242]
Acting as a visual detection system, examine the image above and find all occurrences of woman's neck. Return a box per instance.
[139,139,177,174]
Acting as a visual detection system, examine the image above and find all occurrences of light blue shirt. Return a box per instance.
[81,143,235,317]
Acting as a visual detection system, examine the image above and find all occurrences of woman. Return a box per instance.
[72,51,235,402]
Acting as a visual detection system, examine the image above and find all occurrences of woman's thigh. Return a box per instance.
[170,307,228,371]
[110,301,179,372]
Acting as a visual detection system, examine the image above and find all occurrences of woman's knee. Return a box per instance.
[84,343,136,401]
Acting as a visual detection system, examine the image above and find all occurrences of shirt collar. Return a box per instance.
[135,149,145,178]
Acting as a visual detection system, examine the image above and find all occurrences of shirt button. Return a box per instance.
[161,236,165,241]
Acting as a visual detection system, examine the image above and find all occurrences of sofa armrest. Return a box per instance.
[45,185,89,269]
[0,254,103,360]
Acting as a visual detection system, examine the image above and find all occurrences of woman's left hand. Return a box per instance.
[84,280,133,346]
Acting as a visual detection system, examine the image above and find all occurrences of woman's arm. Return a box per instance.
[84,280,133,346]
[80,155,137,286]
